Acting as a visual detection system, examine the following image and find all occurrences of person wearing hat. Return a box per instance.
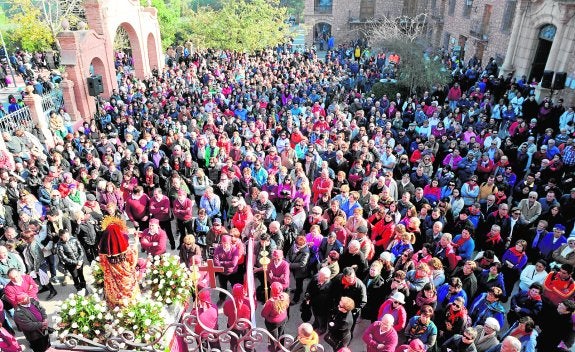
[550,233,575,269]
[213,234,240,303]
[261,281,290,350]
[396,338,427,352]
[267,249,290,292]
[13,292,50,352]
[138,218,167,256]
[223,284,252,351]
[473,317,500,352]
[355,225,375,261]
[98,217,139,307]
[192,290,219,348]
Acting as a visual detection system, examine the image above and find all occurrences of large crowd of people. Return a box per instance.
[0,42,575,352]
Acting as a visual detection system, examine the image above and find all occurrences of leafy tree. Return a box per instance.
[367,14,450,95]
[185,0,289,52]
[143,0,184,49]
[5,0,54,51]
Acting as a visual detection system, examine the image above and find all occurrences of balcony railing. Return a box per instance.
[314,5,332,14]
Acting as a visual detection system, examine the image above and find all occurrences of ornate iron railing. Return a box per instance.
[53,287,325,352]
[42,88,64,121]
[0,106,34,134]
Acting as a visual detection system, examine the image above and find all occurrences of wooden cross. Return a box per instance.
[198,259,224,288]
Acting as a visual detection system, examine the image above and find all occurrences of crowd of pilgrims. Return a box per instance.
[2,45,575,352]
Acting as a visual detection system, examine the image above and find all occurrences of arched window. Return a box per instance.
[539,24,557,41]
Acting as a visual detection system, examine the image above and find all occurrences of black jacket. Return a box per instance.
[362,274,388,321]
[287,245,310,279]
[56,237,85,266]
[14,299,48,342]
[329,274,368,311]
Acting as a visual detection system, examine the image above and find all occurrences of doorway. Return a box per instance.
[529,24,556,83]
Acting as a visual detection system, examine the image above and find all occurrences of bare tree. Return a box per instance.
[365,13,449,95]
[40,0,85,49]
[366,13,428,47]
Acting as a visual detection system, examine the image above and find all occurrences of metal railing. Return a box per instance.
[0,106,34,134]
[41,88,64,121]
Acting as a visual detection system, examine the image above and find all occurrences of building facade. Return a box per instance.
[303,0,427,47]
[304,0,575,103]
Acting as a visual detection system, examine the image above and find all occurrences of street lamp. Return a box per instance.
[0,28,17,88]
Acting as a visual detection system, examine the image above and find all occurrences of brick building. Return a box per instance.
[304,0,575,104]
[303,0,427,47]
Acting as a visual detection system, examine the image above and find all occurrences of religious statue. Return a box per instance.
[99,216,140,307]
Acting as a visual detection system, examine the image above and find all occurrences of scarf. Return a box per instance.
[69,190,82,204]
[508,247,525,262]
[528,290,542,301]
[454,236,469,248]
[342,275,356,289]
[415,291,437,308]
[446,305,467,325]
[486,231,502,245]
[298,331,319,350]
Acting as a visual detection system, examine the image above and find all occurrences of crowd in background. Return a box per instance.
[0,42,575,352]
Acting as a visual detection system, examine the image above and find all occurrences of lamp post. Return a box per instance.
[0,28,17,88]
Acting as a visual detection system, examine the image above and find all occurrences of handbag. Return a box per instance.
[300,300,312,322]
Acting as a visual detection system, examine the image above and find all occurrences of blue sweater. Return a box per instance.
[537,233,566,258]
[452,235,475,261]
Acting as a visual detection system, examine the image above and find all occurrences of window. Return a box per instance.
[500,0,517,33]
[448,0,456,16]
[463,3,472,18]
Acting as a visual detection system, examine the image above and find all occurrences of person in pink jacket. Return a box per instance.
[3,269,39,308]
[267,249,290,292]
[173,189,194,238]
[363,314,399,352]
[261,282,290,351]
[138,219,167,256]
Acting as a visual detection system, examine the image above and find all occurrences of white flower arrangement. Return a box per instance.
[145,254,194,305]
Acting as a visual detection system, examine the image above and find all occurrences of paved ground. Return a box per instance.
[8,243,372,352]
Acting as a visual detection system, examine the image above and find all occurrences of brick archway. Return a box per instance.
[57,0,163,122]
[114,22,145,78]
[147,32,159,72]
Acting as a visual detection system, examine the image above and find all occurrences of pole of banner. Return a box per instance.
[246,237,257,326]
[259,250,270,301]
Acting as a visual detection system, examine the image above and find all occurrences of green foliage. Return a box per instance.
[143,0,184,49]
[370,81,409,100]
[5,0,54,51]
[186,0,289,52]
[384,38,451,95]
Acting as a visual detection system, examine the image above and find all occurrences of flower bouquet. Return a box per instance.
[55,294,109,343]
[112,298,167,344]
[145,254,194,305]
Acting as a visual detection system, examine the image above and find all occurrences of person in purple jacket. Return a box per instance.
[213,235,240,304]
[537,224,567,261]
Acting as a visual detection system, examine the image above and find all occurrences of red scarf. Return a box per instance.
[446,305,467,325]
[454,236,469,248]
[342,275,356,289]
[486,231,502,245]
[508,247,525,261]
